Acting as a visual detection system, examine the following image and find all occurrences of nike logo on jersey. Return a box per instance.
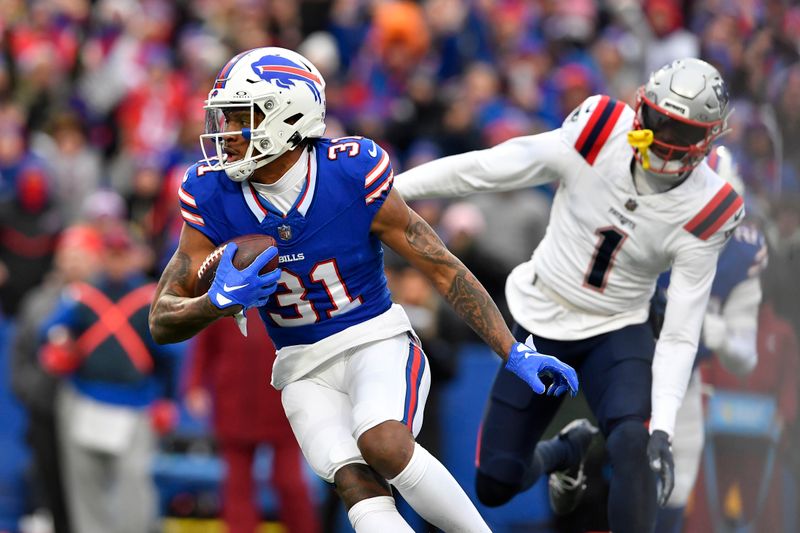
[368,141,378,157]
[223,282,249,292]
[734,209,743,221]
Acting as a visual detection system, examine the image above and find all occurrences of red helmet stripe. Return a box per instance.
[256,65,321,84]
[214,50,249,89]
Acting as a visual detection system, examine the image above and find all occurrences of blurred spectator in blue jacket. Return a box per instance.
[11,224,104,533]
[40,222,183,533]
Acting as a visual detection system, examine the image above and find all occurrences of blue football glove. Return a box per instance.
[647,430,674,507]
[208,243,281,311]
[505,335,579,397]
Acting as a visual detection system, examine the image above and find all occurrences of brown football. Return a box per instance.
[194,234,279,297]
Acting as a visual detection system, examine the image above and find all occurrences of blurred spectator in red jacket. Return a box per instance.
[0,102,61,317]
[184,309,320,533]
[686,300,799,532]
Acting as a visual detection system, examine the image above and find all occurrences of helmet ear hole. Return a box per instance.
[284,113,303,125]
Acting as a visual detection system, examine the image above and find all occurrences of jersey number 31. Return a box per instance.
[269,259,363,326]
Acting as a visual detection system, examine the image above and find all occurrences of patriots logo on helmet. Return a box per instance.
[251,55,323,103]
[712,81,729,111]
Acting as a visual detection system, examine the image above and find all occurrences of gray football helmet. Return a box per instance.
[633,58,731,176]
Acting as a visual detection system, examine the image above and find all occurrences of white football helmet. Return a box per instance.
[632,58,731,177]
[200,47,327,182]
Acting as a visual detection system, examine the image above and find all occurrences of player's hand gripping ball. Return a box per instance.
[195,234,281,311]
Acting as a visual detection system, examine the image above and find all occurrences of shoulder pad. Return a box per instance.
[177,161,226,229]
[322,136,394,205]
[683,178,744,241]
[561,95,633,165]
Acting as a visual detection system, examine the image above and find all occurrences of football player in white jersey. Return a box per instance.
[395,58,743,533]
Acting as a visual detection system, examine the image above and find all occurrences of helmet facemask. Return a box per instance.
[200,93,305,182]
[632,88,727,176]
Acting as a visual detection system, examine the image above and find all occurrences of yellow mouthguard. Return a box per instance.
[627,129,654,170]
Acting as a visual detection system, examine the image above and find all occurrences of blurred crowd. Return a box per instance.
[2,0,800,532]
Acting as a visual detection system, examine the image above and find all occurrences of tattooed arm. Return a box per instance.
[149,224,232,344]
[371,189,515,360]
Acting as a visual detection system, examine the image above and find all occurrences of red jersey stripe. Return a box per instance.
[685,183,734,233]
[584,101,625,165]
[698,195,744,240]
[684,182,743,240]
[574,96,611,156]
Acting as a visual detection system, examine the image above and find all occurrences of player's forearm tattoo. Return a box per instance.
[149,251,226,344]
[404,218,513,358]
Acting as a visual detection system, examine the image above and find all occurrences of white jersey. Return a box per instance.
[395,95,744,436]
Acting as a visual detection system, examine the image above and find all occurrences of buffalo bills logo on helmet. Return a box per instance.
[251,55,323,103]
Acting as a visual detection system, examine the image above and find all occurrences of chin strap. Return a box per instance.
[628,129,654,170]
[224,144,295,182]
[223,132,307,183]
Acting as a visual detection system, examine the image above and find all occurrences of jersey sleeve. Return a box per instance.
[360,139,394,215]
[650,191,744,437]
[650,240,720,437]
[559,94,631,166]
[177,163,225,245]
[682,181,744,244]
[39,288,82,341]
[394,131,565,201]
[327,137,395,217]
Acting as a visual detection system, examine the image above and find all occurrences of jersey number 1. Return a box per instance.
[584,227,627,291]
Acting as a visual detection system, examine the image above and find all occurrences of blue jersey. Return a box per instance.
[657,223,766,362]
[178,137,396,349]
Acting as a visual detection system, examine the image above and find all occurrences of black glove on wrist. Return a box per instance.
[647,429,674,507]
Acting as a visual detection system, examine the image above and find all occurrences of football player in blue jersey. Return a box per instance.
[654,145,765,533]
[148,47,578,532]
